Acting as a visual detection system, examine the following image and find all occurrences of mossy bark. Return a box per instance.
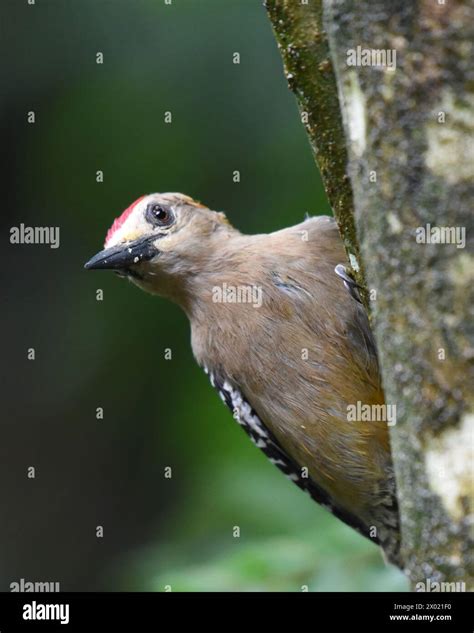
[266,0,474,589]
[265,0,367,304]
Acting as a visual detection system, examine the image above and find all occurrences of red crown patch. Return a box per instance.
[105,196,146,247]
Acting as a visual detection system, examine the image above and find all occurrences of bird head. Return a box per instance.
[84,192,233,301]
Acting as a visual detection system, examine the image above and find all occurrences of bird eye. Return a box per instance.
[146,203,175,227]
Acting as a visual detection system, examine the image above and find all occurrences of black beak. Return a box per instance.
[84,235,159,271]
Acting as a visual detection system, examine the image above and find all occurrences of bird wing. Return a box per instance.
[203,366,378,545]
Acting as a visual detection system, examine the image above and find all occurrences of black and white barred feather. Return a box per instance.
[203,366,378,545]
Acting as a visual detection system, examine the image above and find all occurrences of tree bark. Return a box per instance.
[264,0,368,304]
[265,0,473,590]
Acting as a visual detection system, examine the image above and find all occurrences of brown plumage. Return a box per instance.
[85,193,401,566]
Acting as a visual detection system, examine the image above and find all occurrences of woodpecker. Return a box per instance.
[85,193,401,566]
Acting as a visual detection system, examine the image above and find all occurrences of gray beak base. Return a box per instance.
[84,236,158,271]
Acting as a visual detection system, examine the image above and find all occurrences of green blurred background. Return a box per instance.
[1,0,407,591]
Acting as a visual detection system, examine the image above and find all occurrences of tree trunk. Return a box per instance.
[265,0,473,590]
